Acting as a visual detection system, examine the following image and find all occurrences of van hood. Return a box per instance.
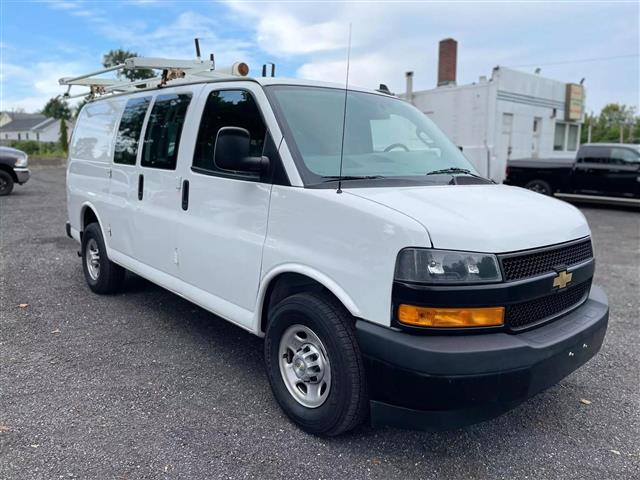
[347,184,590,253]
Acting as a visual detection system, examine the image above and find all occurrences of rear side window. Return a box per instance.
[578,146,611,164]
[141,93,192,170]
[114,97,150,165]
[70,99,122,163]
[192,90,266,176]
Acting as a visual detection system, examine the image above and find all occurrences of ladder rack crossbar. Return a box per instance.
[59,64,125,85]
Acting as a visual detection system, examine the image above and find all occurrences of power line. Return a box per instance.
[508,53,639,68]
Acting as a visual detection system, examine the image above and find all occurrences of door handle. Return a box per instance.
[181,179,189,211]
[138,174,144,200]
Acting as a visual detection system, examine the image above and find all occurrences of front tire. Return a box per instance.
[264,292,368,436]
[81,222,125,294]
[0,170,14,196]
[525,179,552,195]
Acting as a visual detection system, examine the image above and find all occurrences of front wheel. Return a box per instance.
[81,223,125,294]
[0,170,14,196]
[264,292,368,436]
[525,179,553,195]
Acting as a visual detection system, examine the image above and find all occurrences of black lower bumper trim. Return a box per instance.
[356,285,609,430]
[65,221,72,239]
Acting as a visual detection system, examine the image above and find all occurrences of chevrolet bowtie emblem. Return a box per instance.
[553,270,573,289]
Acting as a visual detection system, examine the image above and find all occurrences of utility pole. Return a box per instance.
[587,123,592,143]
[619,123,624,143]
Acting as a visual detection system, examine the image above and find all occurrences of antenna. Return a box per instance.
[336,23,352,194]
[194,38,201,61]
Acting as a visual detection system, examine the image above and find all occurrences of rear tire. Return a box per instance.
[81,222,125,294]
[0,170,14,196]
[525,179,552,195]
[264,292,368,436]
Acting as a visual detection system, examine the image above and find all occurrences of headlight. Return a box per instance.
[14,154,28,167]
[395,248,502,284]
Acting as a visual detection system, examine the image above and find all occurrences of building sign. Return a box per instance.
[565,83,584,121]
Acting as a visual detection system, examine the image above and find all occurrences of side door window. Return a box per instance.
[192,90,266,178]
[114,97,151,165]
[141,93,192,170]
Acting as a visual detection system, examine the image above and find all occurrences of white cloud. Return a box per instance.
[227,1,639,111]
[1,61,89,112]
[255,14,344,56]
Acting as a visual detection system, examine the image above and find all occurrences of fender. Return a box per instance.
[253,263,362,335]
[79,201,111,250]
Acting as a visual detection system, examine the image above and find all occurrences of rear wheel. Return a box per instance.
[525,179,552,195]
[0,170,14,196]
[264,292,368,436]
[81,223,125,294]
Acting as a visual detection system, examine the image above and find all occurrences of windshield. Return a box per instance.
[266,85,478,186]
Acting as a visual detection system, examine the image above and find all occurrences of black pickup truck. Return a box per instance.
[0,146,30,195]
[504,143,639,199]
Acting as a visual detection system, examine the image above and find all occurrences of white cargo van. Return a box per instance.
[64,58,609,435]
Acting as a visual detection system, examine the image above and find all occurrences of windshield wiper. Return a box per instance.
[425,167,484,179]
[322,175,384,182]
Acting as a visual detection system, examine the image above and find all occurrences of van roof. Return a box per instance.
[84,75,392,103]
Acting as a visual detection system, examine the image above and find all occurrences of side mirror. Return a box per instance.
[214,127,269,173]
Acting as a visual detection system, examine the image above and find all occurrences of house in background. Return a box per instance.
[0,112,71,143]
[400,38,585,183]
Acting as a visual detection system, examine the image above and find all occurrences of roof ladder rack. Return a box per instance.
[59,55,251,100]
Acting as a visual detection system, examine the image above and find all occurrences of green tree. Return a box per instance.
[42,97,71,120]
[581,103,639,144]
[59,118,69,153]
[102,49,155,82]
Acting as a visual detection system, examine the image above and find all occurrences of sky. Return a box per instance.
[1,0,638,114]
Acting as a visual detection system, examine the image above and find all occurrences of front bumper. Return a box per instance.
[14,167,30,184]
[356,285,609,431]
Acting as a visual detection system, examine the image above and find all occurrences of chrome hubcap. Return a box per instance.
[85,238,100,280]
[279,325,331,408]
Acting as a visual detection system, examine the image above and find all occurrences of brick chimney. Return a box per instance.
[438,38,457,86]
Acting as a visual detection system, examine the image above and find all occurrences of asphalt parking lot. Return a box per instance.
[1,166,638,480]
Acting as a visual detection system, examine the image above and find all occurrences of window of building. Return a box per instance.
[114,97,151,165]
[553,122,566,151]
[192,90,266,177]
[567,124,579,151]
[18,133,21,140]
[25,132,29,140]
[141,93,192,170]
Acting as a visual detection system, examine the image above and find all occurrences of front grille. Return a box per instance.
[506,280,591,330]
[501,239,593,281]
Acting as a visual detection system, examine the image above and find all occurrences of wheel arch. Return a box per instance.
[79,202,107,242]
[256,265,361,335]
[0,164,18,183]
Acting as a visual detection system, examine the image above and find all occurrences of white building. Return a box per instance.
[0,112,71,143]
[401,39,585,182]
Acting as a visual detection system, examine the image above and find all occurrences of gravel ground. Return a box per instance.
[1,166,638,480]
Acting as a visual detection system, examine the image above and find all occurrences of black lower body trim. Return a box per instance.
[357,285,609,431]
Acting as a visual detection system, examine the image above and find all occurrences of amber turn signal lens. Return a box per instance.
[236,62,249,76]
[397,305,504,328]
